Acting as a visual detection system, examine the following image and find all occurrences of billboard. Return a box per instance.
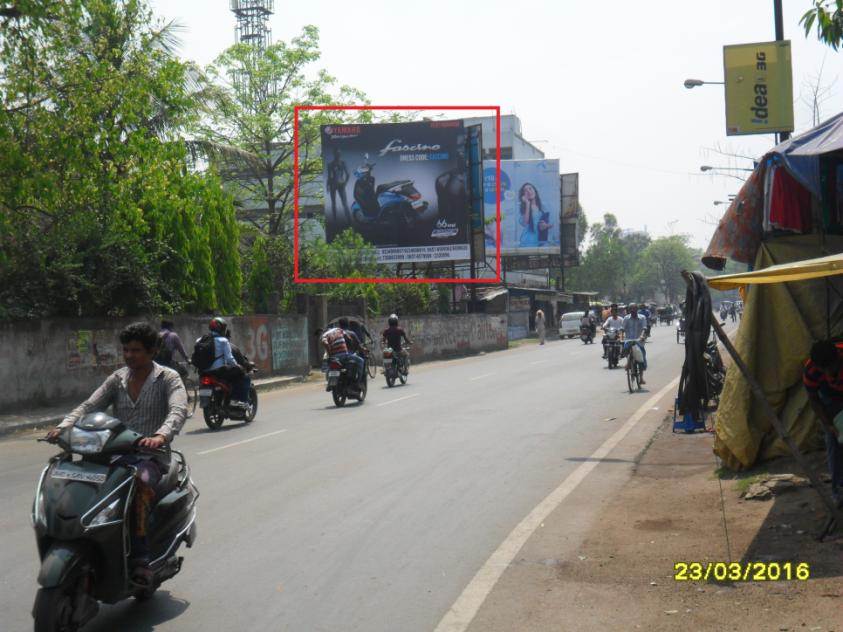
[561,173,580,267]
[320,120,470,264]
[724,40,794,136]
[481,159,561,255]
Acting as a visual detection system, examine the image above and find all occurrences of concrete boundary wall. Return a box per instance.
[367,313,508,364]
[1,315,309,411]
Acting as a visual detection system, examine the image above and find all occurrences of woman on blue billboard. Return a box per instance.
[518,182,553,247]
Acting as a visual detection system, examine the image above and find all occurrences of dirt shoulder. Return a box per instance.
[469,414,843,632]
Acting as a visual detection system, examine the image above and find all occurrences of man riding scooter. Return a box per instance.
[46,322,188,581]
[382,313,413,372]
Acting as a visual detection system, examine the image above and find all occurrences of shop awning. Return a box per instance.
[707,252,843,290]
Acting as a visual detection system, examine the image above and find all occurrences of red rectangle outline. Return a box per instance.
[293,105,501,284]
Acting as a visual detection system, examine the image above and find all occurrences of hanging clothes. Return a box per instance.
[768,165,812,233]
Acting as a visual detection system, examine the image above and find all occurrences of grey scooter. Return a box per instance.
[31,413,198,632]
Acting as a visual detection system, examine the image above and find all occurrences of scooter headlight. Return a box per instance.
[84,497,122,529]
[32,483,47,527]
[69,427,111,454]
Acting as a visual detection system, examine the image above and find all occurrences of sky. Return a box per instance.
[150,0,843,249]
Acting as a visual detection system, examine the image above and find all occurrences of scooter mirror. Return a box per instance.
[363,153,369,160]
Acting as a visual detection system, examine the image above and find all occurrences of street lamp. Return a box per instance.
[700,165,754,172]
[684,78,725,89]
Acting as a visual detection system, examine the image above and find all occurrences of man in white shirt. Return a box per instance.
[601,304,624,359]
[623,303,649,383]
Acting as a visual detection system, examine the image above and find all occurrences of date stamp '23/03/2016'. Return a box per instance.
[674,562,810,582]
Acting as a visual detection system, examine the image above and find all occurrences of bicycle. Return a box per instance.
[363,346,377,379]
[624,340,646,393]
[177,362,198,417]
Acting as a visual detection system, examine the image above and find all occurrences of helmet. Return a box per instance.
[388,313,398,327]
[209,317,229,337]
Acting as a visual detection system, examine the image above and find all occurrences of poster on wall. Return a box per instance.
[320,120,470,264]
[482,159,561,255]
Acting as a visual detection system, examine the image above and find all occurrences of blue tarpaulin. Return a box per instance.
[769,111,843,197]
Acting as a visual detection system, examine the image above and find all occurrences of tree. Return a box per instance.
[195,26,369,312]
[801,1,843,49]
[0,0,241,318]
[636,235,696,304]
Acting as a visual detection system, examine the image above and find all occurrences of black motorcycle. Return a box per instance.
[325,355,367,407]
[32,413,198,631]
[198,367,258,430]
[383,345,410,387]
[605,327,621,369]
[580,323,595,344]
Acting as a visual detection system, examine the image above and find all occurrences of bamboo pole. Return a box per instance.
[681,271,842,533]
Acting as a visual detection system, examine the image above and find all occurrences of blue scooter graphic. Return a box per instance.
[351,154,429,230]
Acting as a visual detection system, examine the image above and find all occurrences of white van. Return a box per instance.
[559,311,585,339]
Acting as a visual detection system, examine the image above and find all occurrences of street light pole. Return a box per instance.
[774,0,790,142]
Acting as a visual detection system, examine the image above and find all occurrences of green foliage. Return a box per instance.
[566,214,699,304]
[195,25,371,311]
[0,0,241,318]
[801,1,843,50]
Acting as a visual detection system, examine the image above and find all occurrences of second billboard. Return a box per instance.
[321,120,470,264]
[482,159,561,255]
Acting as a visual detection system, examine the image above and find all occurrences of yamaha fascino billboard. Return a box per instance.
[321,120,470,264]
[482,159,561,255]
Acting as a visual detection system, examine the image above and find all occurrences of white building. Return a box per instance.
[462,114,545,160]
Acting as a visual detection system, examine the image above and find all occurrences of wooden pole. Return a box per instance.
[682,271,842,532]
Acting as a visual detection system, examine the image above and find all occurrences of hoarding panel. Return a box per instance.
[724,40,794,136]
[482,159,560,256]
[321,120,470,264]
[561,172,580,267]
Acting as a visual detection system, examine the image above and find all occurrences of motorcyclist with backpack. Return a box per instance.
[192,317,251,409]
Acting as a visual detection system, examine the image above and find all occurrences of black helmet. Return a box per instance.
[209,317,229,337]
[388,313,398,327]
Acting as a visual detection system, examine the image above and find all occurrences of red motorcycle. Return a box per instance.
[197,368,258,430]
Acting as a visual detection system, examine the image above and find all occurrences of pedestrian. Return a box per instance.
[157,319,189,381]
[803,340,843,508]
[536,308,546,345]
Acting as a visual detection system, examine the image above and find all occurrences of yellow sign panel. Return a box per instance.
[723,40,794,136]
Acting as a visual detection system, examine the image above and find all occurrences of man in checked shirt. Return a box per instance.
[47,322,188,577]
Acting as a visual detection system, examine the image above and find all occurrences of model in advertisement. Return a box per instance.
[518,182,553,247]
[327,148,351,224]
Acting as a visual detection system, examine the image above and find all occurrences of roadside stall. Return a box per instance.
[679,259,843,537]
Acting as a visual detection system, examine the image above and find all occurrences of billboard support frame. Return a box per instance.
[293,105,501,284]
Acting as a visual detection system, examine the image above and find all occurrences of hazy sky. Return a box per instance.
[151,0,843,249]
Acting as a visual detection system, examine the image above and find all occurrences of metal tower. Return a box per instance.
[230,0,274,50]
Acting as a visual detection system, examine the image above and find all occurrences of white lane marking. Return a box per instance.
[469,373,496,382]
[376,393,420,408]
[196,429,287,456]
[434,375,681,632]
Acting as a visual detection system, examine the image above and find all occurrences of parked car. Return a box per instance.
[559,311,585,339]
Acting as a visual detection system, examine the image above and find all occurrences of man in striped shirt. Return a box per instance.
[803,340,843,507]
[48,322,188,574]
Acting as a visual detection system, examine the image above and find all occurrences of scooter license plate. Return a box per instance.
[328,371,340,377]
[51,464,107,484]
[198,389,212,397]
[411,200,425,210]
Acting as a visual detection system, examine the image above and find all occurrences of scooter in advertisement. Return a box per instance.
[351,154,429,230]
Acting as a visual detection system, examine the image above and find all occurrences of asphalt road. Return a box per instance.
[0,323,691,632]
